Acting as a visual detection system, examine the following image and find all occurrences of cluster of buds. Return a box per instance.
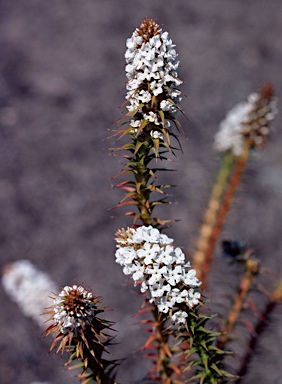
[214,84,278,156]
[125,18,182,143]
[52,285,96,334]
[115,226,201,324]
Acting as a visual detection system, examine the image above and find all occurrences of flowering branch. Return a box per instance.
[43,285,119,384]
[197,138,251,287]
[115,226,201,382]
[110,19,189,381]
[110,18,184,227]
[193,84,278,287]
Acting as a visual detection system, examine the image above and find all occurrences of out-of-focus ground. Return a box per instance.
[0,1,282,383]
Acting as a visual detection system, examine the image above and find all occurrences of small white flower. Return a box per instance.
[164,73,182,86]
[115,246,136,266]
[150,130,163,140]
[140,42,156,62]
[174,247,185,264]
[147,265,168,285]
[60,315,81,334]
[187,289,201,307]
[150,282,168,298]
[160,100,177,114]
[132,266,145,283]
[164,265,183,285]
[126,78,142,92]
[171,310,188,325]
[130,119,142,128]
[150,56,164,73]
[159,233,174,245]
[126,35,142,50]
[141,280,149,292]
[156,296,171,313]
[158,245,175,265]
[150,80,164,96]
[137,242,160,264]
[125,64,136,78]
[123,264,136,275]
[138,90,152,103]
[183,269,201,287]
[144,111,159,124]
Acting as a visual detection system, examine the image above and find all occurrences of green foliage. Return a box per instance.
[110,122,181,227]
[178,309,235,384]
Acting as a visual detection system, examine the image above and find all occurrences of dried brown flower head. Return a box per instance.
[136,18,160,43]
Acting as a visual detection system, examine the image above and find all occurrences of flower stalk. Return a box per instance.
[192,152,235,283]
[110,18,184,227]
[43,285,119,384]
[150,307,174,382]
[115,225,202,382]
[197,139,250,287]
[111,18,198,381]
[193,84,277,287]
[217,250,260,351]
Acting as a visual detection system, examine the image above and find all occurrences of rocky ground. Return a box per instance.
[0,1,282,383]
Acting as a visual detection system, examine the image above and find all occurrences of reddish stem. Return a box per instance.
[200,141,250,288]
[217,255,259,350]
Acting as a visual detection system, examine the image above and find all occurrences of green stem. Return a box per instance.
[193,140,251,288]
[183,311,229,384]
[193,152,234,282]
[134,142,154,226]
[132,141,175,382]
[217,255,259,351]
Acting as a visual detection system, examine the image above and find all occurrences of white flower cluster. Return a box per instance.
[214,91,278,156]
[115,226,201,324]
[125,19,182,136]
[2,260,57,328]
[53,285,94,334]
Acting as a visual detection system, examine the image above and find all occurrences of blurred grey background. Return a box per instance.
[0,1,282,383]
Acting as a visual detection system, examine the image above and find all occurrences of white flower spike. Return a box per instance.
[115,226,201,325]
[214,84,278,156]
[2,260,57,328]
[125,19,183,141]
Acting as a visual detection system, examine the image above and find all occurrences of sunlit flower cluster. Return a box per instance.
[115,226,201,324]
[53,285,95,334]
[125,18,182,138]
[2,260,56,327]
[214,85,278,156]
